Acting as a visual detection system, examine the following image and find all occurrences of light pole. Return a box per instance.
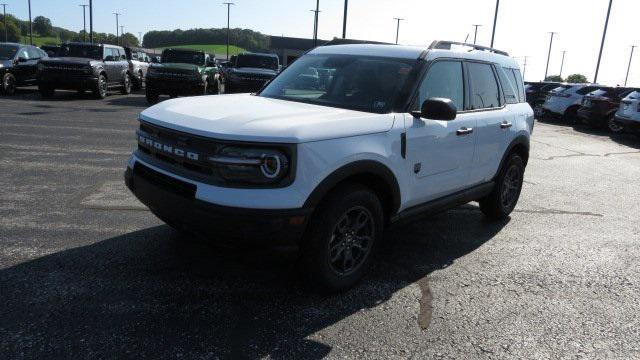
[393,18,404,44]
[27,0,32,44]
[544,32,557,80]
[1,3,7,43]
[522,56,529,80]
[490,0,499,47]
[79,4,88,42]
[624,45,636,87]
[559,50,567,78]
[472,24,482,45]
[312,0,320,47]
[89,0,93,43]
[594,0,613,83]
[138,32,142,47]
[342,0,348,39]
[223,2,234,60]
[113,12,121,45]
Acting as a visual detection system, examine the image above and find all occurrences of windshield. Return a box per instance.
[161,50,204,65]
[0,45,19,60]
[236,54,278,70]
[260,54,416,114]
[59,44,102,60]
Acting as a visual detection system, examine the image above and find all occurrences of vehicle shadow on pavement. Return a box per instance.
[0,205,508,359]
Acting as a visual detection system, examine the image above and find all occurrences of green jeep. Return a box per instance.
[145,48,224,104]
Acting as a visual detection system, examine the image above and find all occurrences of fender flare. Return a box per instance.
[493,135,530,180]
[302,160,401,216]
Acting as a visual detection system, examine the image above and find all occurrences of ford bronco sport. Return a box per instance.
[125,41,533,292]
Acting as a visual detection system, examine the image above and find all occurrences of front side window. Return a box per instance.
[467,62,501,109]
[27,47,42,59]
[17,48,29,60]
[414,60,464,111]
[260,54,415,114]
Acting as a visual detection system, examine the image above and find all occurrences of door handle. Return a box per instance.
[500,122,513,129]
[456,127,473,136]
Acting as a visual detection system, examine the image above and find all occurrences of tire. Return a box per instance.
[146,89,160,104]
[479,154,525,220]
[564,107,579,124]
[607,115,623,133]
[2,72,17,95]
[121,73,132,95]
[132,71,143,91]
[210,79,220,95]
[38,85,55,98]
[299,183,384,293]
[93,74,108,99]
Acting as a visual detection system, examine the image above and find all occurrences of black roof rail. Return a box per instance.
[428,40,509,56]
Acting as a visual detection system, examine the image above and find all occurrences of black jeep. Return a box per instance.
[37,42,133,99]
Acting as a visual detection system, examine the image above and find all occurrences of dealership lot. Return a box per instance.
[1,90,639,359]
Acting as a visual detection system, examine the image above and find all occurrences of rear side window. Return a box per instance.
[414,60,465,111]
[497,67,518,104]
[508,68,525,103]
[467,62,501,109]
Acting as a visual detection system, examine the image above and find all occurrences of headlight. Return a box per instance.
[37,63,44,71]
[208,146,290,185]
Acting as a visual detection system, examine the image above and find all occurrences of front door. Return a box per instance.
[403,60,477,208]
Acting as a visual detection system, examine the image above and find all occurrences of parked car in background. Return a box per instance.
[40,45,60,57]
[525,81,562,110]
[37,42,133,99]
[0,43,48,95]
[124,47,150,90]
[145,48,224,104]
[225,52,279,93]
[577,87,636,132]
[541,84,602,123]
[614,90,640,137]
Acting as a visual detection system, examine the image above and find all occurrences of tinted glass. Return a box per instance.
[414,61,464,110]
[59,44,103,60]
[260,53,416,114]
[497,67,518,104]
[0,44,19,60]
[162,50,205,65]
[27,47,42,59]
[468,62,501,109]
[17,48,29,60]
[236,54,278,70]
[576,86,599,95]
[511,69,525,102]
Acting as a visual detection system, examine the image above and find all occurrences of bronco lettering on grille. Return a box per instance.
[138,134,199,161]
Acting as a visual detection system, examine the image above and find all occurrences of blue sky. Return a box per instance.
[6,0,640,86]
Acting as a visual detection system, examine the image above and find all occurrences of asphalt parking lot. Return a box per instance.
[1,88,639,359]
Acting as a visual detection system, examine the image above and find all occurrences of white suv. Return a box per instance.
[614,90,640,137]
[541,84,601,122]
[125,41,534,291]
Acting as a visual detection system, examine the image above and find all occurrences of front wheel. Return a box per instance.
[2,73,17,95]
[93,74,108,99]
[121,74,132,95]
[299,183,384,293]
[479,153,524,220]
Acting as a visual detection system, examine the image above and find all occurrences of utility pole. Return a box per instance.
[393,18,404,44]
[120,25,124,44]
[559,50,566,78]
[223,2,234,60]
[138,32,142,46]
[113,12,121,45]
[625,45,636,87]
[89,0,93,43]
[594,0,613,83]
[472,24,482,45]
[544,32,557,80]
[490,0,499,47]
[342,0,348,39]
[27,0,32,45]
[522,56,529,80]
[79,4,88,42]
[1,4,7,43]
[312,0,320,47]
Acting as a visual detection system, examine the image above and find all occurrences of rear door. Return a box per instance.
[403,59,477,206]
[12,47,31,83]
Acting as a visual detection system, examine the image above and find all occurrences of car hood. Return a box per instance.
[154,63,200,71]
[41,57,95,65]
[232,67,278,76]
[139,94,396,143]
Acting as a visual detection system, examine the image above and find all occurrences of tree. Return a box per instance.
[120,33,140,47]
[544,75,563,82]
[566,74,588,84]
[33,16,53,37]
[0,16,21,42]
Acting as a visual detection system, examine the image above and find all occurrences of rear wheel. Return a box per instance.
[299,183,383,293]
[564,107,579,124]
[2,73,17,95]
[93,74,108,99]
[121,73,132,95]
[479,153,524,220]
[607,115,624,133]
[132,70,144,90]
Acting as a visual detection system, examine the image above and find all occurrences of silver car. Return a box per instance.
[614,90,640,137]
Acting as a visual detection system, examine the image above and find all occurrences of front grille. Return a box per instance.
[133,162,196,198]
[41,64,88,72]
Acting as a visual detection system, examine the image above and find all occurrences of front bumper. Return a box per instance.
[125,162,312,246]
[37,73,98,90]
[614,116,640,134]
[146,77,204,96]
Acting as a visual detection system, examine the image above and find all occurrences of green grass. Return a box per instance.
[24,35,61,46]
[156,44,245,56]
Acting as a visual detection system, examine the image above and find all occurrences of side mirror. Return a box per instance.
[17,57,28,63]
[412,97,457,121]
